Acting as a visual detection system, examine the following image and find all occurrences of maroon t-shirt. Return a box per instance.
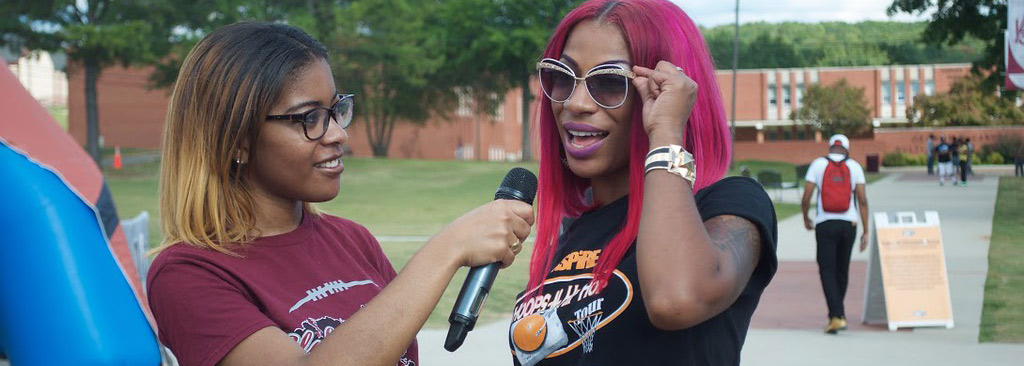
[147,213,418,366]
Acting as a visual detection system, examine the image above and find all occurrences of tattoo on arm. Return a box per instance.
[704,215,762,275]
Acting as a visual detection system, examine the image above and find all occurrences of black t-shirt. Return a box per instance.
[509,177,778,366]
[935,143,952,162]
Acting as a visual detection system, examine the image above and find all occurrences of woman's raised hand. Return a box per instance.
[632,61,698,144]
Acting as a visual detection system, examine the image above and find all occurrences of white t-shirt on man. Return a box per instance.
[805,153,866,225]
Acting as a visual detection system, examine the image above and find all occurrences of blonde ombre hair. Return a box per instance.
[154,22,328,256]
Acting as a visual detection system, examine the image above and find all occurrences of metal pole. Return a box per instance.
[730,0,740,169]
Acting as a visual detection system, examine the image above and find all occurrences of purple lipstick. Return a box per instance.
[562,122,610,159]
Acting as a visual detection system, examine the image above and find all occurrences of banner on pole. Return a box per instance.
[1006,0,1024,90]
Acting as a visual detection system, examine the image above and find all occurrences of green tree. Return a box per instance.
[701,20,984,69]
[332,0,449,157]
[433,0,581,161]
[888,0,1008,92]
[147,0,341,88]
[908,74,1024,126]
[1,0,182,163]
[745,33,806,68]
[790,80,872,137]
[815,42,891,67]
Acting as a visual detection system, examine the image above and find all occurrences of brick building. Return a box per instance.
[67,62,1022,164]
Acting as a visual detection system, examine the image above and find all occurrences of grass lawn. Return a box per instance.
[48,106,68,130]
[380,240,534,329]
[104,159,163,247]
[104,156,841,328]
[318,158,538,236]
[979,177,1024,343]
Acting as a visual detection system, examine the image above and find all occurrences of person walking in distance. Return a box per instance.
[957,139,969,187]
[950,136,960,184]
[801,134,869,334]
[965,137,975,177]
[1016,142,1024,178]
[926,134,935,175]
[934,136,953,186]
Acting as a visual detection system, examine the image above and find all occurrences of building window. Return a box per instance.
[896,83,906,105]
[491,93,504,122]
[910,82,920,104]
[782,84,791,105]
[768,83,777,107]
[881,80,891,105]
[796,83,805,107]
[925,79,935,95]
[456,88,472,117]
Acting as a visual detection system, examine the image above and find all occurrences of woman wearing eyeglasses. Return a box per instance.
[146,22,533,366]
[508,1,777,365]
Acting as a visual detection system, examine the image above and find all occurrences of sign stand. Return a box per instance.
[862,211,954,331]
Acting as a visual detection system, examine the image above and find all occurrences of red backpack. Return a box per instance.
[820,156,852,213]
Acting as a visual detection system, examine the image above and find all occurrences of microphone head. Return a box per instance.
[494,167,538,205]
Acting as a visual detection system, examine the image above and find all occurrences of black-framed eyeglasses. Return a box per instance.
[266,93,355,140]
[536,58,636,109]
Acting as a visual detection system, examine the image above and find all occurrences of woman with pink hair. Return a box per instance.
[508,1,777,365]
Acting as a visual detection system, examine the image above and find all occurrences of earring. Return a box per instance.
[561,157,568,167]
[235,158,243,164]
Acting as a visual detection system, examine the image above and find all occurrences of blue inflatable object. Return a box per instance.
[0,143,160,365]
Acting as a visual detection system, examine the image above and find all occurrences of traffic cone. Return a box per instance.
[113,146,122,170]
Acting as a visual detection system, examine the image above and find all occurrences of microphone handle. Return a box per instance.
[444,262,499,352]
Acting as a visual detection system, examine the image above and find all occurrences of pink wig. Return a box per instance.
[527,0,732,293]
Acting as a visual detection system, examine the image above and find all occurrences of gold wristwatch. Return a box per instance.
[644,144,696,186]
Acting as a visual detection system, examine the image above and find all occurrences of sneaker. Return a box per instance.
[824,317,843,334]
[838,317,848,331]
[961,182,967,187]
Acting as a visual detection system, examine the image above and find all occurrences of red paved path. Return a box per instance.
[751,261,892,332]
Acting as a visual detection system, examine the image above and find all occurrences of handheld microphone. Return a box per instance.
[444,167,537,352]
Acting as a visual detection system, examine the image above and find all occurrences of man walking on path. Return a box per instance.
[958,141,969,187]
[965,137,974,177]
[934,136,954,186]
[926,134,935,175]
[801,134,870,334]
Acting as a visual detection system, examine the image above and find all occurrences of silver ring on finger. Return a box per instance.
[675,66,683,72]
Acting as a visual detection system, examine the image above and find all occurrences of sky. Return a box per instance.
[672,0,934,28]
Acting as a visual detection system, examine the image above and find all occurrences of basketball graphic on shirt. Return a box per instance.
[513,313,548,351]
[511,269,633,359]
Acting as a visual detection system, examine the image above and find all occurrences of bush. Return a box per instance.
[908,154,927,166]
[883,152,927,166]
[883,152,907,166]
[982,135,1024,162]
[988,152,1005,164]
[972,154,982,166]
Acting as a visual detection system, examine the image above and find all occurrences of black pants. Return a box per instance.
[959,160,968,184]
[815,220,856,319]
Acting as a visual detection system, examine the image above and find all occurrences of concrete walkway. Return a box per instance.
[742,170,1020,366]
[418,169,1023,365]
